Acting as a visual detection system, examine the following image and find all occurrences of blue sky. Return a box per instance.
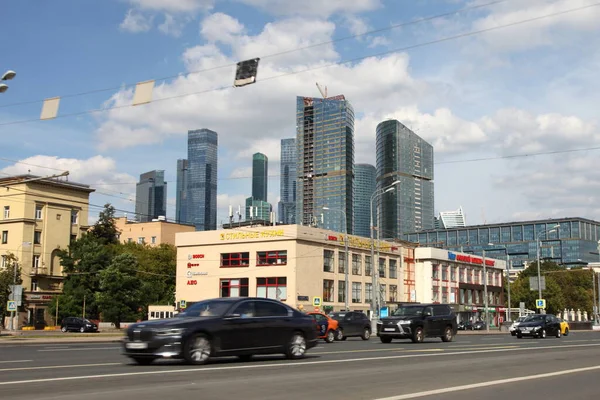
[1,0,599,226]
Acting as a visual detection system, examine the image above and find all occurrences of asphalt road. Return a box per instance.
[1,332,600,399]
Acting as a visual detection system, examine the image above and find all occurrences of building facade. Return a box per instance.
[436,206,467,229]
[115,216,195,246]
[278,138,297,224]
[354,163,376,238]
[187,129,218,231]
[0,175,94,327]
[296,95,354,234]
[244,198,272,222]
[175,159,188,224]
[376,120,434,239]
[135,170,167,223]
[405,217,600,273]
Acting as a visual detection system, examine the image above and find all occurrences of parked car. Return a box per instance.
[122,297,319,365]
[307,312,339,343]
[515,314,562,339]
[472,321,486,330]
[458,321,474,331]
[61,317,98,333]
[559,318,570,336]
[329,311,372,340]
[509,316,528,336]
[376,304,457,343]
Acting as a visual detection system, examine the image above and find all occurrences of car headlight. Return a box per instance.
[532,326,541,331]
[156,328,185,336]
[397,320,410,325]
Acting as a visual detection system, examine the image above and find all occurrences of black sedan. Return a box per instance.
[515,314,562,339]
[122,297,319,365]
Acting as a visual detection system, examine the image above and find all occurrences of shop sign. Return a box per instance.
[187,280,198,285]
[297,296,309,301]
[220,229,285,240]
[326,235,338,241]
[187,262,200,268]
[338,234,392,252]
[448,252,495,267]
[27,294,53,301]
[188,254,204,260]
[186,271,208,278]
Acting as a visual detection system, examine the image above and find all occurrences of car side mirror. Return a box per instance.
[224,313,241,320]
[424,312,432,317]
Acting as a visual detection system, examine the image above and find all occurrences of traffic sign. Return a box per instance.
[536,299,546,309]
[6,300,17,312]
[180,300,187,309]
[312,297,322,306]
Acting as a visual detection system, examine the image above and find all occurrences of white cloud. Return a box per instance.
[158,14,189,37]
[217,193,248,223]
[120,9,153,33]
[229,166,252,179]
[128,0,214,13]
[200,12,245,43]
[235,0,381,17]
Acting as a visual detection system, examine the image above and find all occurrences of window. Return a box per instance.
[255,301,288,317]
[33,255,40,272]
[257,277,287,301]
[1,255,6,269]
[71,210,78,225]
[365,255,372,276]
[33,231,42,244]
[221,252,250,267]
[31,279,38,291]
[389,285,398,302]
[127,238,133,243]
[137,237,144,244]
[323,279,334,302]
[432,288,439,302]
[460,289,465,304]
[365,283,373,303]
[451,267,456,282]
[352,254,361,275]
[323,250,334,272]
[3,206,9,219]
[151,236,157,244]
[1,231,7,244]
[432,264,439,280]
[35,205,43,219]
[338,280,346,303]
[352,282,361,303]
[442,287,448,303]
[441,265,448,281]
[220,278,249,297]
[378,258,386,278]
[257,250,287,266]
[338,251,346,273]
[389,259,397,279]
[70,234,77,244]
[380,284,386,301]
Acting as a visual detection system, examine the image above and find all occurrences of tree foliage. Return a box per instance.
[89,203,119,245]
[0,253,22,328]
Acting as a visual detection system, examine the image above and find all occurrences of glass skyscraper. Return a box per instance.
[245,152,271,221]
[354,164,376,238]
[187,129,218,231]
[376,120,434,239]
[278,138,297,224]
[135,170,167,222]
[175,159,188,224]
[296,95,354,234]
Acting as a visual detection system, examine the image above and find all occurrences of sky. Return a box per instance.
[1,0,599,227]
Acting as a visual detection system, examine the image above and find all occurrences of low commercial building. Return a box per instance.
[115,216,195,246]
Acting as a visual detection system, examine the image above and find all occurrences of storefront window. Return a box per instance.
[365,256,372,276]
[433,288,439,302]
[450,266,456,282]
[389,259,397,279]
[441,265,448,281]
[323,279,334,302]
[389,285,398,302]
[338,281,346,303]
[256,277,287,300]
[352,254,362,275]
[256,251,287,266]
[339,252,347,274]
[323,250,334,273]
[442,287,448,303]
[460,288,465,304]
[365,283,372,303]
[220,278,249,297]
[432,264,439,280]
[221,253,250,267]
[352,282,362,303]
[378,258,386,278]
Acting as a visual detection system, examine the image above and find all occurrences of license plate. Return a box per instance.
[384,328,396,332]
[126,342,148,349]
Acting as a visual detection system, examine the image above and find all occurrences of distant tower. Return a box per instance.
[175,159,188,224]
[135,170,167,222]
[278,138,297,224]
[246,153,271,221]
[354,164,376,237]
[186,129,218,231]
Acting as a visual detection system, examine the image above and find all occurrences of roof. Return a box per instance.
[0,174,95,193]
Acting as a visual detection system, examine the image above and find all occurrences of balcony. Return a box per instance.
[30,268,65,279]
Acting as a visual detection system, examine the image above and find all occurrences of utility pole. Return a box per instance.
[482,249,489,333]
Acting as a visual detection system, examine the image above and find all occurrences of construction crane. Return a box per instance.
[316,82,327,98]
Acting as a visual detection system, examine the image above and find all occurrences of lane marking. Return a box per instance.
[444,345,519,351]
[0,360,32,364]
[37,346,121,352]
[403,349,444,352]
[373,364,600,399]
[0,342,598,386]
[0,363,120,373]
[313,348,405,355]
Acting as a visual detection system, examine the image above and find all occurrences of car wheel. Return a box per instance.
[237,354,253,362]
[335,329,344,341]
[380,336,392,343]
[540,329,547,339]
[79,327,85,333]
[131,357,156,365]
[184,333,212,365]
[286,332,307,360]
[341,336,348,341]
[61,326,67,333]
[411,327,424,343]
[564,328,569,336]
[556,329,561,338]
[325,330,335,343]
[441,326,454,342]
[510,331,516,336]
[361,327,371,340]
[516,333,522,339]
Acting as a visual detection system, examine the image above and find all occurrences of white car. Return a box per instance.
[509,316,528,336]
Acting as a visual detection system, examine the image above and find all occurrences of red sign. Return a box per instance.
[454,254,495,267]
[191,254,204,259]
[187,262,200,268]
[187,280,197,285]
[327,235,338,241]
[391,247,399,251]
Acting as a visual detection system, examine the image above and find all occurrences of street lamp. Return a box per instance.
[536,224,560,314]
[488,243,511,322]
[370,180,401,321]
[0,69,17,93]
[9,241,32,331]
[481,248,490,333]
[322,207,349,312]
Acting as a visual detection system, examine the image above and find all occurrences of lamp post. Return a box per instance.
[323,207,349,312]
[0,69,17,93]
[488,243,511,322]
[536,224,560,314]
[9,241,32,331]
[369,180,401,321]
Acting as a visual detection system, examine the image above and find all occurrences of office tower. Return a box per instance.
[437,206,467,229]
[187,129,218,231]
[278,138,297,224]
[354,164,376,237]
[135,170,167,222]
[296,95,354,234]
[252,153,268,202]
[175,159,188,224]
[376,120,434,238]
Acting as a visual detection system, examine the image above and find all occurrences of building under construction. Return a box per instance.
[295,95,355,234]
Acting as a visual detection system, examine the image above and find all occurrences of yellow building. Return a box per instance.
[176,225,417,316]
[115,216,195,246]
[0,174,94,327]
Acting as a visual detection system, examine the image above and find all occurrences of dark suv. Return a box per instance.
[377,304,457,343]
[329,311,372,340]
[61,317,98,333]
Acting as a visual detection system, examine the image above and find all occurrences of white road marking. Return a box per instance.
[373,364,600,399]
[0,363,120,372]
[0,360,32,364]
[37,346,121,352]
[314,348,404,355]
[0,342,598,386]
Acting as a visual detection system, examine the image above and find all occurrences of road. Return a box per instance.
[1,332,599,399]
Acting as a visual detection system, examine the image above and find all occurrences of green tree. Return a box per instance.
[0,253,22,328]
[89,203,119,245]
[96,253,142,328]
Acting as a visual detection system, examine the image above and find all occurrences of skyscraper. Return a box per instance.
[278,138,297,224]
[376,120,434,238]
[175,159,188,224]
[135,170,167,222]
[354,164,376,237]
[296,95,354,234]
[187,129,218,231]
[436,206,467,229]
[245,152,271,221]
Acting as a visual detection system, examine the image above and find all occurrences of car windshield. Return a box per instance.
[524,315,545,322]
[392,306,423,317]
[516,316,527,322]
[83,319,92,324]
[177,300,232,318]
